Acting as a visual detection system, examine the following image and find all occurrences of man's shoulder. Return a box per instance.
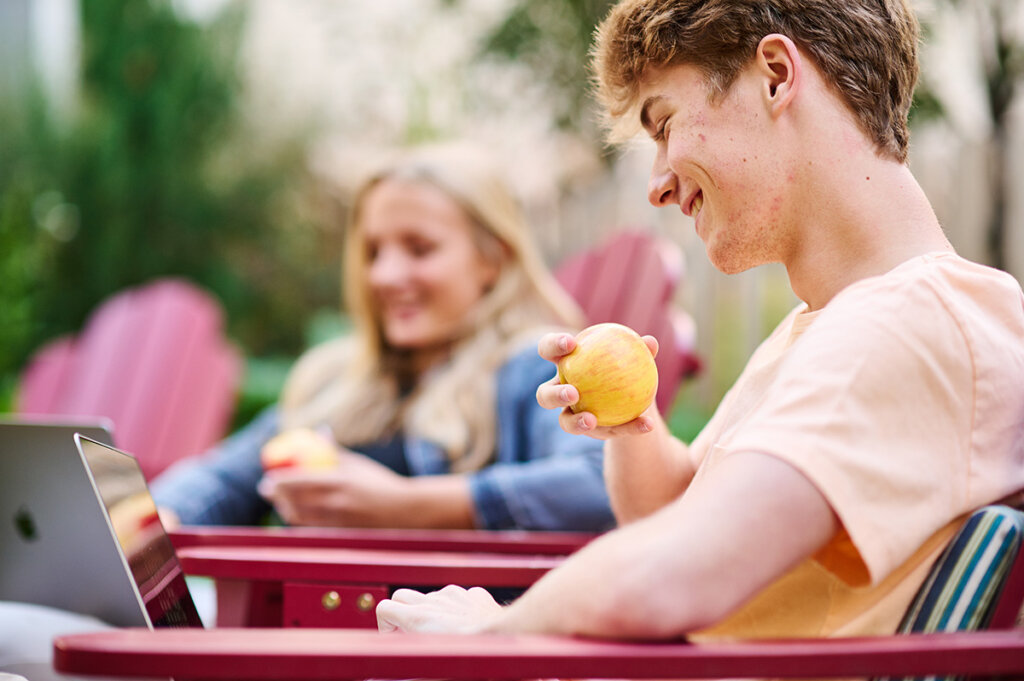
[831,252,1022,320]
[810,252,1024,368]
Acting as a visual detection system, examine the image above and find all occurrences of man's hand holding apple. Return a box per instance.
[536,323,660,440]
[538,324,697,523]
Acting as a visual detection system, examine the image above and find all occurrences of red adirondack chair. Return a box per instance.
[15,278,242,481]
[176,544,565,628]
[51,504,1024,680]
[50,629,1024,681]
[165,526,595,626]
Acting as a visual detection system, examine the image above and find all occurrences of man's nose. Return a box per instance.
[648,166,678,208]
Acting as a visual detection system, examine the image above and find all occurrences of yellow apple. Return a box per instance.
[556,322,658,426]
[260,428,340,472]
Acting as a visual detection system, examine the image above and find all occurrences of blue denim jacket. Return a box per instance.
[151,346,615,532]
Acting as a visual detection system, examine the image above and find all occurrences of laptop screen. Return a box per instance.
[76,435,204,628]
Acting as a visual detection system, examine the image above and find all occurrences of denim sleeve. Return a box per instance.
[468,348,615,532]
[149,406,278,526]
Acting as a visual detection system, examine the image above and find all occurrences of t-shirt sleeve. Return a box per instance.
[723,278,974,586]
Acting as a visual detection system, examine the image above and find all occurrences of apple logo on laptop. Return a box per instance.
[13,505,39,542]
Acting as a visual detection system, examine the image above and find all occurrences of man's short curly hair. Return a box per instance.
[592,0,920,162]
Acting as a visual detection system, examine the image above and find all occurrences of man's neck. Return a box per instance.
[782,148,952,312]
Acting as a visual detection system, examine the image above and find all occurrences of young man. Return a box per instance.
[376,0,1024,640]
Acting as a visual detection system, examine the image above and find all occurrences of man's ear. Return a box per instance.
[756,33,802,117]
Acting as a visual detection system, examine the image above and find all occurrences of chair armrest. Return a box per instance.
[170,525,597,555]
[177,545,563,587]
[54,628,1024,680]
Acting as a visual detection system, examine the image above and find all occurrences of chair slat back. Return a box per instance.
[15,336,77,414]
[16,278,242,480]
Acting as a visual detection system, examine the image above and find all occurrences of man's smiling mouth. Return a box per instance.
[692,192,704,216]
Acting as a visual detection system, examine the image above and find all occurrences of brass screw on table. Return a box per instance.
[356,592,376,611]
[321,591,341,611]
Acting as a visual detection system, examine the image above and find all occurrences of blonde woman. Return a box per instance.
[152,144,614,532]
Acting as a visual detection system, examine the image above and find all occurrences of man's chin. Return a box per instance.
[705,241,776,276]
[707,251,758,275]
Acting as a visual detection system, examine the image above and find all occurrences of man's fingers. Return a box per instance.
[376,586,502,634]
[466,586,500,605]
[537,332,576,362]
[376,598,412,632]
[600,413,656,437]
[375,588,457,633]
[376,590,431,631]
[536,378,579,410]
[559,408,596,434]
[643,334,659,358]
[389,588,430,604]
[558,408,656,439]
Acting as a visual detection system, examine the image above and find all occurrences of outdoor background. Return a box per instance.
[2,0,1023,442]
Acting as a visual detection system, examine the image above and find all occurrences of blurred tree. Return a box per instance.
[912,0,1023,269]
[0,89,63,408]
[0,0,339,408]
[479,0,615,153]
[944,0,1024,269]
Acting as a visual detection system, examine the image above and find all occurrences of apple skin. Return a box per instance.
[556,322,658,426]
[260,428,340,472]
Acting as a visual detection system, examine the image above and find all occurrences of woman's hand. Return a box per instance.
[535,331,660,439]
[258,448,476,529]
[376,585,505,634]
[258,449,414,527]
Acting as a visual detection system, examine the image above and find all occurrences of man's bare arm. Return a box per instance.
[489,451,838,638]
[377,452,839,638]
[602,407,696,523]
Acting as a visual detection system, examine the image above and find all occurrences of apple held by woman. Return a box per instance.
[556,322,658,426]
[260,427,340,471]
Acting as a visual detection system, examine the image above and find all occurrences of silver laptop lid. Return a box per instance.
[73,434,203,628]
[0,419,146,626]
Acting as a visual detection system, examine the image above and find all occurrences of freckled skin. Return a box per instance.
[643,63,808,277]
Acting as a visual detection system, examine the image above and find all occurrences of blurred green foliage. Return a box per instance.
[666,384,712,444]
[0,0,343,410]
[480,0,615,149]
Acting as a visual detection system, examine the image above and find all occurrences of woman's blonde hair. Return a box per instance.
[279,143,584,472]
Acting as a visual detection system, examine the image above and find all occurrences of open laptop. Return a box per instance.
[0,422,203,629]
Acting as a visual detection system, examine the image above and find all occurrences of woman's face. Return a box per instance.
[360,178,500,353]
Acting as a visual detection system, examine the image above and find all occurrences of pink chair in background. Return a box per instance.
[15,278,242,481]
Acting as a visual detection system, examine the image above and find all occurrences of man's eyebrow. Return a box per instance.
[639,96,663,133]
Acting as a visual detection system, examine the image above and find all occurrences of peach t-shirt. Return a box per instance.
[688,252,1024,640]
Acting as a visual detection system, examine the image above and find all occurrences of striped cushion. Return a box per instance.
[877,504,1024,681]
